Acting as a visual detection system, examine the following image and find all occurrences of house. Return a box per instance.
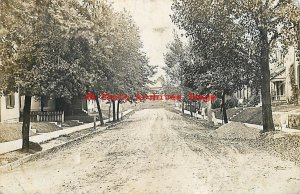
[19,96,56,112]
[270,66,286,101]
[0,92,20,123]
[234,46,300,105]
[270,46,300,103]
[149,76,165,94]
[0,90,59,123]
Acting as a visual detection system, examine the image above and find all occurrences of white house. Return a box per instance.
[0,92,59,123]
[0,92,20,123]
[270,46,299,103]
[234,46,300,105]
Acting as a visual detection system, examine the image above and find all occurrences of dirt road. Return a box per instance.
[0,109,300,194]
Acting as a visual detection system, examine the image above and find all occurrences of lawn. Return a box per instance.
[0,122,62,143]
[0,123,35,143]
[231,107,262,125]
[272,105,300,112]
[215,105,300,125]
[31,122,62,133]
[213,107,244,120]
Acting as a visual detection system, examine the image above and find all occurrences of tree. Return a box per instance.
[79,0,116,125]
[79,1,154,122]
[103,10,154,121]
[164,33,190,114]
[0,0,90,151]
[287,2,300,58]
[192,13,259,123]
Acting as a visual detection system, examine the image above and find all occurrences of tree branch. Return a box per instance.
[268,31,282,45]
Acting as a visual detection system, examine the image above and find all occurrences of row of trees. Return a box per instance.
[165,0,300,132]
[0,0,155,151]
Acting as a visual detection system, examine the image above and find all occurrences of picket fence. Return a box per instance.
[20,111,64,123]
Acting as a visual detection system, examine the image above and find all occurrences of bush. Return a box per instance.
[226,97,238,108]
[247,95,260,107]
[212,99,221,109]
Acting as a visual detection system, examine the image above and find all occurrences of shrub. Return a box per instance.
[247,95,260,107]
[212,99,221,109]
[226,97,238,108]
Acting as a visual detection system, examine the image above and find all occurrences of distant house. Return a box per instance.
[149,76,165,94]
[0,92,20,123]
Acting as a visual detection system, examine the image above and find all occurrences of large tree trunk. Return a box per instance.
[94,92,104,126]
[40,96,44,112]
[117,100,120,121]
[112,100,116,122]
[22,95,32,151]
[260,31,275,132]
[221,92,228,124]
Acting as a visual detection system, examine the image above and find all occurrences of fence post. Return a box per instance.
[35,112,37,122]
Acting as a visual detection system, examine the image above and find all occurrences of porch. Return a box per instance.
[271,80,286,103]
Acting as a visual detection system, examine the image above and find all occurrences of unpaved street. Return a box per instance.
[0,109,300,194]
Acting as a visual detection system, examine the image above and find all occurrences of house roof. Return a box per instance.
[270,66,286,80]
[149,76,165,89]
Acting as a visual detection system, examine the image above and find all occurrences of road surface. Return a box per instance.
[0,109,300,194]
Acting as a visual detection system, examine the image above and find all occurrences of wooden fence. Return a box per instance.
[20,111,64,123]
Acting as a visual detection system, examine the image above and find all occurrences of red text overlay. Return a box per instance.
[84,92,216,102]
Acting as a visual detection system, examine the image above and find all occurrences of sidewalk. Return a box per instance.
[174,107,300,133]
[0,109,133,155]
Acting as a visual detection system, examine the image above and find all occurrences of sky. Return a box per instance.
[109,0,179,79]
[109,0,300,80]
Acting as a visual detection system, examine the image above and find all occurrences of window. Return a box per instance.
[276,50,284,65]
[6,93,15,109]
